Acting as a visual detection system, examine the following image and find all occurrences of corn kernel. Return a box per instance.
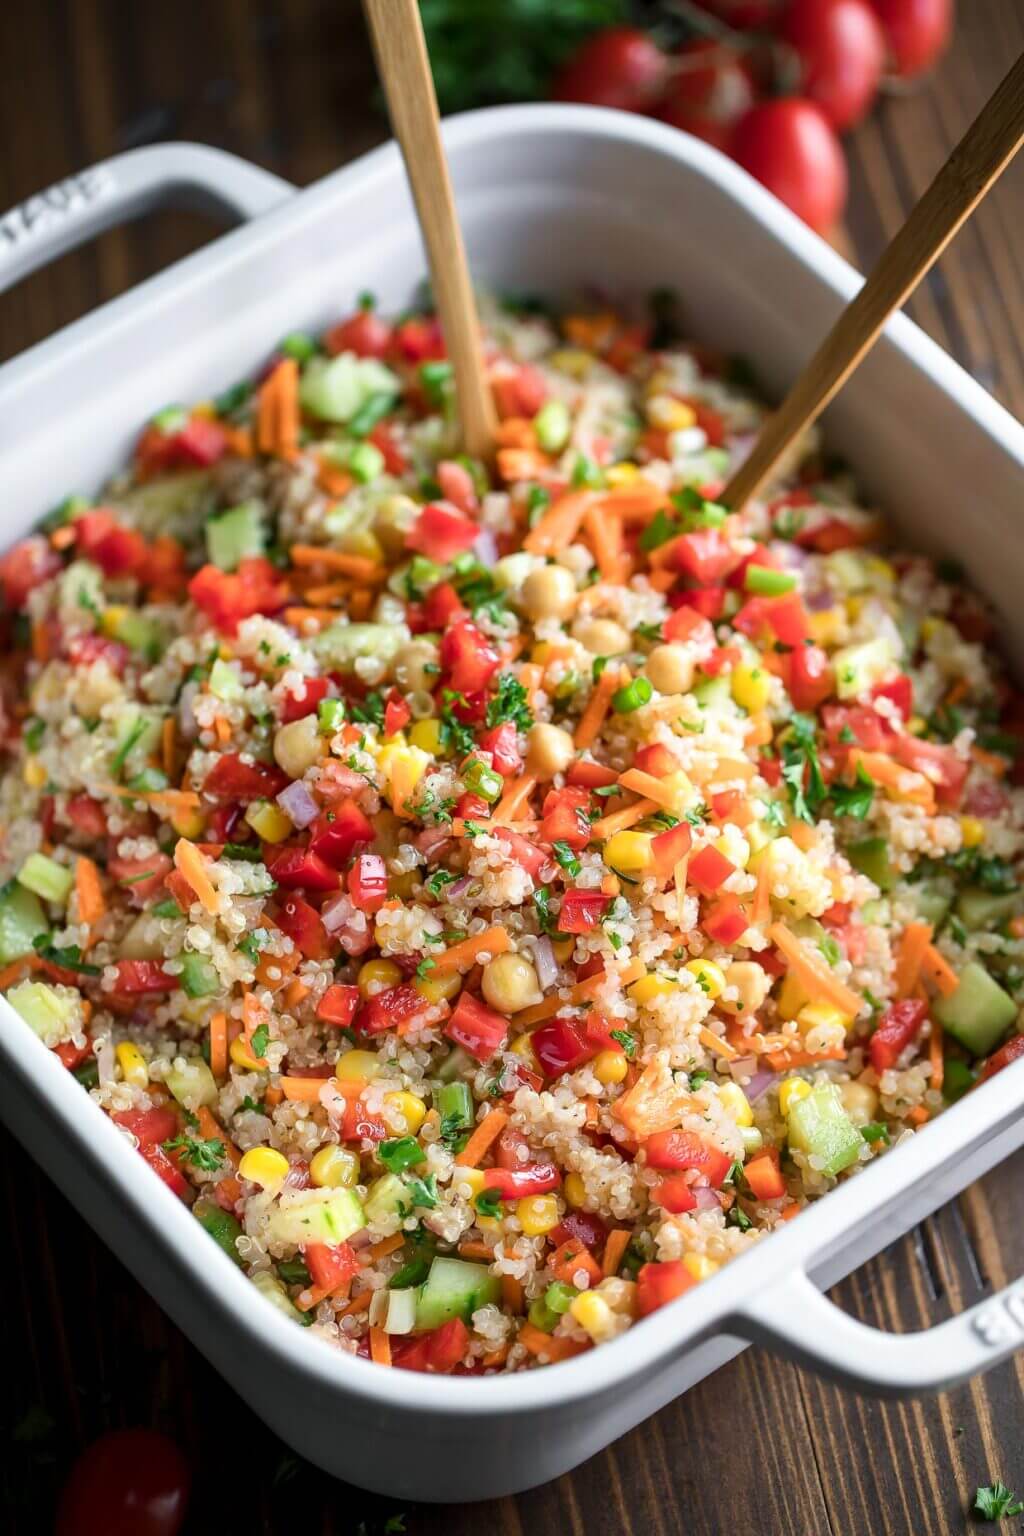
[605,463,639,488]
[569,1290,617,1341]
[779,1076,812,1115]
[551,936,576,964]
[865,556,895,589]
[334,1048,383,1082]
[807,609,843,646]
[230,1034,267,1071]
[731,661,771,714]
[245,799,293,843]
[413,969,462,1004]
[239,1146,290,1188]
[23,757,47,789]
[844,595,864,620]
[718,1080,753,1127]
[907,715,928,736]
[99,605,129,638]
[594,1049,629,1085]
[647,394,697,433]
[409,718,443,755]
[384,1090,427,1135]
[358,958,403,998]
[629,973,677,1006]
[796,1002,852,1035]
[959,815,985,848]
[548,347,594,379]
[682,1254,720,1283]
[115,1040,148,1088]
[685,958,726,1000]
[476,1213,504,1234]
[564,1172,587,1208]
[530,641,554,664]
[456,1168,487,1198]
[776,972,810,1021]
[509,1031,540,1071]
[604,830,654,874]
[170,806,206,840]
[516,1194,560,1236]
[309,1144,360,1188]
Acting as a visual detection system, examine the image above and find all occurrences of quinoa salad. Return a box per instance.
[2,294,1023,1376]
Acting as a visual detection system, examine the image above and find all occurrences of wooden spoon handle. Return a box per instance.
[363,0,497,460]
[723,50,1024,513]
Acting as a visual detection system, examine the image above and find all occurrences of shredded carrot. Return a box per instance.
[264,1085,284,1108]
[213,716,232,746]
[511,996,560,1029]
[315,461,355,498]
[769,922,863,1018]
[210,1012,228,1079]
[905,1105,930,1127]
[590,798,659,842]
[492,775,537,825]
[369,1326,392,1366]
[944,678,970,708]
[367,1233,405,1263]
[563,311,617,349]
[289,545,386,583]
[458,1241,496,1261]
[497,447,552,482]
[598,482,669,520]
[173,839,221,916]
[74,856,105,926]
[894,922,934,999]
[279,1076,327,1103]
[929,1018,944,1092]
[51,524,77,551]
[617,768,689,808]
[970,744,1008,778]
[518,663,544,710]
[282,606,343,630]
[257,358,299,458]
[574,663,622,750]
[0,957,38,989]
[522,490,596,556]
[495,417,537,450]
[572,957,645,1004]
[161,716,177,779]
[336,1291,373,1319]
[780,1202,802,1222]
[433,926,510,975]
[517,1323,591,1362]
[454,1106,509,1167]
[501,1274,525,1313]
[1010,916,1024,941]
[764,1046,848,1072]
[699,1026,739,1061]
[31,622,50,663]
[256,945,299,992]
[921,943,960,998]
[282,977,310,1011]
[481,1343,511,1369]
[221,425,253,458]
[788,819,816,852]
[648,569,677,593]
[600,873,621,897]
[850,750,936,810]
[602,1228,631,1278]
[745,714,774,749]
[582,501,625,582]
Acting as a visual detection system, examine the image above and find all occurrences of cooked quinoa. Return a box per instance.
[2,296,1024,1373]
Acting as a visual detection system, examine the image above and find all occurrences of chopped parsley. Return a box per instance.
[486,673,533,732]
[236,931,265,964]
[610,1029,638,1060]
[762,799,787,831]
[780,712,826,824]
[404,1174,439,1212]
[551,841,581,879]
[726,1204,752,1232]
[439,690,478,758]
[817,935,842,968]
[238,1096,264,1115]
[688,1068,710,1090]
[475,1188,503,1220]
[829,763,876,820]
[250,1023,271,1060]
[426,868,456,897]
[110,717,149,776]
[533,886,556,934]
[416,956,437,979]
[349,691,385,728]
[975,1483,1024,1521]
[23,718,45,752]
[31,935,100,975]
[860,1122,890,1145]
[223,842,262,861]
[163,1134,225,1172]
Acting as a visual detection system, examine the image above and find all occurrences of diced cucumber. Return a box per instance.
[383,1286,419,1335]
[312,621,408,671]
[206,500,265,571]
[534,399,571,453]
[955,887,1020,933]
[194,1197,245,1266]
[786,1083,863,1178]
[364,1172,409,1226]
[209,658,245,701]
[113,612,164,658]
[299,354,401,424]
[911,881,954,929]
[265,1186,366,1248]
[933,961,1017,1057]
[181,953,219,999]
[17,853,73,905]
[847,837,895,891]
[437,1045,474,1084]
[693,674,733,712]
[0,883,49,963]
[250,1268,309,1325]
[414,1256,500,1331]
[7,979,79,1045]
[166,1057,219,1110]
[832,638,894,700]
[118,470,215,541]
[111,708,163,778]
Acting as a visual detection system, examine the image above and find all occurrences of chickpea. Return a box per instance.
[394,638,440,694]
[719,961,772,1016]
[373,493,419,557]
[526,721,575,780]
[572,617,631,656]
[520,563,577,622]
[482,952,542,1015]
[273,715,321,779]
[644,643,696,696]
[840,1079,879,1127]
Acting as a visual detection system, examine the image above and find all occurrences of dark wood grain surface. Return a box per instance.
[2,4,1024,1532]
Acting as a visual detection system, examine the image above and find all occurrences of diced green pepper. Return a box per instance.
[942,1057,976,1103]
[194,1198,245,1266]
[847,837,895,891]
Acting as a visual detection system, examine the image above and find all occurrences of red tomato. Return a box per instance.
[558,889,611,933]
[405,501,480,563]
[308,801,374,867]
[785,643,835,711]
[440,618,500,695]
[304,1240,359,1291]
[539,786,592,850]
[0,536,63,608]
[780,0,885,131]
[188,557,287,634]
[323,307,392,358]
[358,982,429,1036]
[552,27,669,113]
[74,509,149,577]
[477,722,522,778]
[869,997,928,1073]
[347,852,389,913]
[420,580,467,630]
[892,735,968,808]
[202,752,288,804]
[732,99,847,233]
[659,38,757,154]
[483,1163,562,1198]
[112,960,175,994]
[651,820,693,878]
[56,1429,190,1536]
[532,1016,598,1078]
[66,794,108,839]
[140,1144,192,1199]
[494,826,548,879]
[652,1174,699,1214]
[867,0,952,77]
[279,675,329,723]
[673,527,740,585]
[368,420,409,475]
[701,894,749,944]
[637,1258,695,1317]
[445,991,508,1062]
[266,845,341,893]
[687,844,736,895]
[634,743,681,777]
[113,1107,179,1147]
[108,853,174,907]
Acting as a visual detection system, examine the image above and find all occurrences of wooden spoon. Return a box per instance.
[723,50,1024,513]
[363,0,498,460]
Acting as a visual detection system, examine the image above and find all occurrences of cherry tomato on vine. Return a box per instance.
[780,0,886,131]
[552,27,670,112]
[658,38,758,154]
[731,98,848,233]
[867,0,954,78]
[56,1429,191,1536]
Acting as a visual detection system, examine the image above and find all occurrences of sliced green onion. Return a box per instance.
[745,566,797,597]
[612,677,653,714]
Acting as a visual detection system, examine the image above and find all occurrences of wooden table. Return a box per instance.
[3,4,1024,1532]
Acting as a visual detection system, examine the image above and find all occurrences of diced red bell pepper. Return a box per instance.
[671,585,727,621]
[383,690,412,737]
[406,501,480,564]
[392,1316,470,1375]
[308,801,374,868]
[203,752,289,804]
[266,845,341,893]
[143,535,188,597]
[702,644,740,678]
[316,984,361,1028]
[53,1036,93,1071]
[304,1240,360,1292]
[871,675,913,721]
[275,894,330,960]
[324,308,392,358]
[743,1146,786,1201]
[112,959,175,994]
[785,643,834,712]
[539,786,592,850]
[687,399,726,447]
[981,1034,1024,1083]
[359,983,429,1037]
[368,420,409,476]
[113,1106,179,1147]
[481,1163,562,1199]
[280,675,329,723]
[869,998,929,1074]
[171,415,229,467]
[651,821,692,879]
[652,1174,699,1214]
[634,743,679,777]
[67,632,130,674]
[531,1016,597,1078]
[687,844,736,895]
[140,1143,192,1200]
[436,460,479,515]
[420,581,467,630]
[440,618,500,695]
[188,557,287,634]
[566,759,620,789]
[491,363,547,419]
[765,593,810,647]
[494,827,548,879]
[0,536,62,609]
[455,793,490,821]
[392,315,446,362]
[701,894,748,945]
[673,527,740,586]
[892,737,969,808]
[445,991,508,1062]
[821,704,897,754]
[74,508,149,577]
[164,869,197,914]
[340,1095,388,1141]
[477,723,522,778]
[558,890,610,933]
[66,794,108,839]
[732,597,772,641]
[637,1259,696,1316]
[347,853,388,913]
[664,605,712,644]
[644,1129,733,1187]
[494,1127,531,1169]
[108,853,174,907]
[445,689,487,725]
[796,516,874,553]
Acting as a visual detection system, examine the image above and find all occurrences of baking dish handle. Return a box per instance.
[0,142,294,294]
[730,1264,1024,1396]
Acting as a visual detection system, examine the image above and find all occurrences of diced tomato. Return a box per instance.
[550,1209,608,1253]
[73,508,149,577]
[671,585,727,621]
[481,1163,562,1199]
[732,597,772,641]
[821,703,897,753]
[673,527,740,585]
[340,1095,388,1141]
[701,894,748,944]
[188,557,287,634]
[108,853,174,906]
[392,316,445,362]
[0,536,62,609]
[406,501,480,564]
[558,889,610,933]
[532,1016,597,1078]
[869,998,928,1074]
[304,1240,360,1291]
[491,363,547,420]
[436,460,479,514]
[455,792,490,821]
[324,308,392,358]
[347,853,389,913]
[280,675,329,723]
[785,643,834,712]
[67,632,130,674]
[203,752,288,803]
[140,1143,192,1199]
[383,690,412,737]
[870,675,913,721]
[359,983,429,1037]
[744,1146,787,1201]
[566,759,620,789]
[652,1174,699,1214]
[539,786,592,850]
[163,869,196,914]
[687,844,736,895]
[702,644,740,678]
[141,535,187,600]
[426,1316,471,1373]
[445,689,487,726]
[634,743,680,777]
[637,1259,695,1316]
[651,820,693,878]
[420,580,467,631]
[54,1037,93,1071]
[440,618,500,695]
[368,420,409,476]
[67,794,108,838]
[765,593,810,647]
[308,801,374,867]
[112,1106,179,1146]
[207,804,244,843]
[644,1129,733,1187]
[494,826,548,879]
[445,991,508,1062]
[316,984,361,1028]
[664,604,712,643]
[797,516,874,553]
[275,894,330,960]
[171,415,229,467]
[823,902,851,928]
[892,736,968,808]
[981,1035,1024,1083]
[477,723,522,778]
[687,399,726,447]
[266,845,340,893]
[112,959,175,994]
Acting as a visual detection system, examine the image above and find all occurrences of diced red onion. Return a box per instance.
[745,1068,778,1102]
[692,1185,720,1211]
[528,935,558,990]
[178,681,199,740]
[276,780,319,829]
[322,891,356,934]
[473,527,499,568]
[806,590,835,612]
[446,876,473,900]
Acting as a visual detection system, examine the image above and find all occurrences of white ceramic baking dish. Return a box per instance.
[3,108,1024,1505]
